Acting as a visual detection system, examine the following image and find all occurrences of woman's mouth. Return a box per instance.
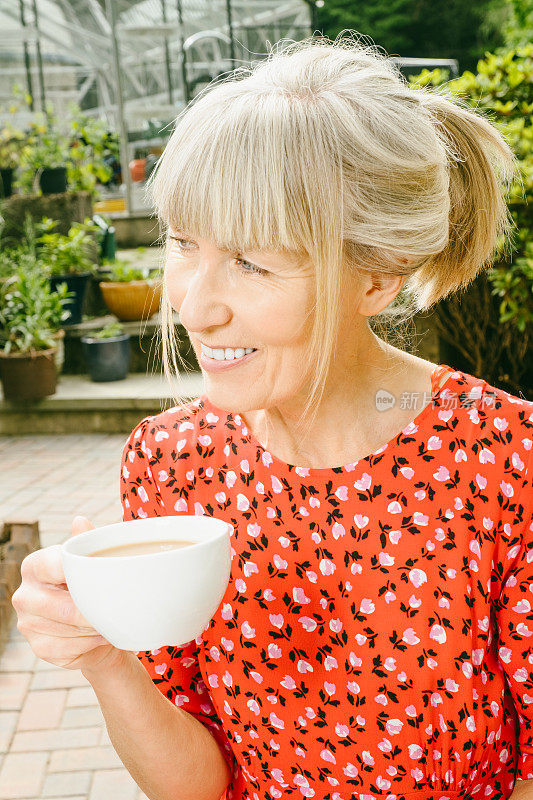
[198,343,259,372]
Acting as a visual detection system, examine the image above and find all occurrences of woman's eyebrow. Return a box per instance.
[167,228,190,237]
[167,231,305,268]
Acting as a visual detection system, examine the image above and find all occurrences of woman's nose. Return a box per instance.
[175,265,232,335]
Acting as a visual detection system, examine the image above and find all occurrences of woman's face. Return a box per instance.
[164,231,320,412]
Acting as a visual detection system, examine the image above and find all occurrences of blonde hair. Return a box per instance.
[149,33,519,441]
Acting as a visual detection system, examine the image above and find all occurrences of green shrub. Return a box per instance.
[101,259,160,283]
[37,217,100,276]
[410,44,533,396]
[0,267,73,354]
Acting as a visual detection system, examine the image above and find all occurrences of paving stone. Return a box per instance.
[30,669,89,691]
[60,706,103,729]
[0,751,47,798]
[88,769,138,800]
[65,688,98,708]
[98,728,110,746]
[6,624,25,642]
[0,713,17,754]
[0,427,153,800]
[48,746,122,772]
[42,771,91,797]
[40,531,70,549]
[35,658,65,672]
[18,689,67,731]
[0,673,32,711]
[0,640,38,673]
[11,725,101,752]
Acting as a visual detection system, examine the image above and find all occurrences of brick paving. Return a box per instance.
[0,433,151,800]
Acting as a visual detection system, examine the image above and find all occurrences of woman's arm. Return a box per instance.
[82,647,231,800]
[510,779,533,800]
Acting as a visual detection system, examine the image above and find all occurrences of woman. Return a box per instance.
[13,35,532,800]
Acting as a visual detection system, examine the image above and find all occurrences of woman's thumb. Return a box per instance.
[71,516,95,536]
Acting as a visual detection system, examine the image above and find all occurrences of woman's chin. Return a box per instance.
[203,384,259,415]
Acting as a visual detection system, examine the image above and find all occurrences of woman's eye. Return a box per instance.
[235,258,267,276]
[169,236,266,276]
[170,236,193,251]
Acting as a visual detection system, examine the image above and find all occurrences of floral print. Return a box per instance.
[120,364,533,800]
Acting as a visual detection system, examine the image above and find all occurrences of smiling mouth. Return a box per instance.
[199,343,258,361]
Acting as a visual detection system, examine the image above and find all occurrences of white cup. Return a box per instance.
[61,515,232,652]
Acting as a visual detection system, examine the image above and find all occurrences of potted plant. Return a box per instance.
[37,217,100,325]
[0,125,25,198]
[80,320,131,382]
[34,124,69,194]
[0,214,69,373]
[17,107,70,195]
[0,268,74,402]
[0,211,46,283]
[67,106,120,199]
[98,260,162,321]
[0,222,18,286]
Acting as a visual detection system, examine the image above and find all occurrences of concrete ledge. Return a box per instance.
[0,372,204,435]
[108,212,163,248]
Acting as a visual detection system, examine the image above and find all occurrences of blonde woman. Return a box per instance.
[13,34,533,800]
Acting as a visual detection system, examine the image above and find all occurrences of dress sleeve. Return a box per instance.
[135,641,239,798]
[493,446,533,781]
[119,415,239,798]
[120,415,166,520]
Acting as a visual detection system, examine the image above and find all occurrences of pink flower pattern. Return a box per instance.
[120,365,533,800]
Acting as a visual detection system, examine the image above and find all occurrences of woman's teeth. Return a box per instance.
[201,344,256,361]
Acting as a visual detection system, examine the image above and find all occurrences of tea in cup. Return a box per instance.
[61,515,232,651]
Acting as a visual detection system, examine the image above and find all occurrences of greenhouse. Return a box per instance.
[0,0,315,213]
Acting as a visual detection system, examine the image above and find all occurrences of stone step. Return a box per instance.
[0,371,205,435]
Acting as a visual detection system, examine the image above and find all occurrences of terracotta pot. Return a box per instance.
[99,278,162,321]
[0,346,57,402]
[129,158,146,182]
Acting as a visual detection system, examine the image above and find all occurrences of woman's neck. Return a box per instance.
[241,338,436,469]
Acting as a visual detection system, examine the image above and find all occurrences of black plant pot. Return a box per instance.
[0,167,13,198]
[49,272,92,326]
[39,166,67,195]
[80,333,131,382]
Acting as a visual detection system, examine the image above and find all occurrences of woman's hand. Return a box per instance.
[11,516,122,673]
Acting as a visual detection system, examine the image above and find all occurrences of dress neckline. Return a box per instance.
[202,363,458,476]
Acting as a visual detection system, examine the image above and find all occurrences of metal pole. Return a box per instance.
[18,0,34,110]
[176,0,190,105]
[160,0,173,105]
[31,0,46,113]
[225,0,236,69]
[104,0,133,214]
[303,0,318,32]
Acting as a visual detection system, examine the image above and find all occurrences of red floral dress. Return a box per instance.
[120,364,533,800]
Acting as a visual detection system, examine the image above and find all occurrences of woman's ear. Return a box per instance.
[355,273,407,317]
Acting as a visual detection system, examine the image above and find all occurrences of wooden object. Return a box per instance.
[0,520,40,657]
